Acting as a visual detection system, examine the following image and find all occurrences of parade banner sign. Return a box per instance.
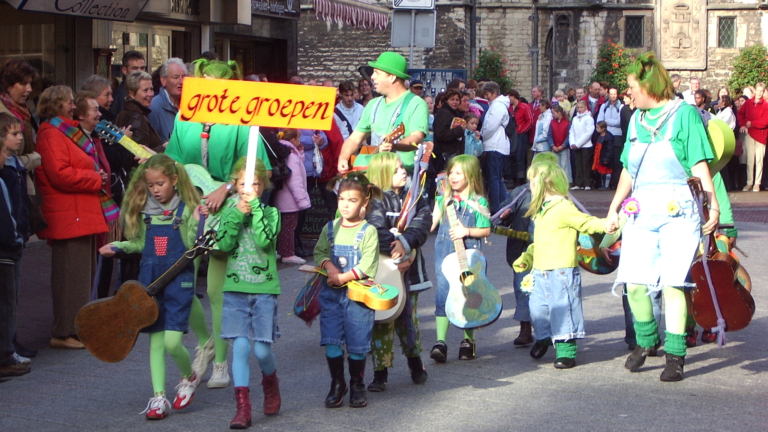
[179,78,336,131]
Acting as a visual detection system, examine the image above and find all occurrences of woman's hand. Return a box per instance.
[135,144,157,164]
[702,210,719,235]
[203,183,230,214]
[390,240,406,260]
[570,145,577,150]
[600,247,615,266]
[98,169,108,185]
[99,244,117,257]
[120,125,133,139]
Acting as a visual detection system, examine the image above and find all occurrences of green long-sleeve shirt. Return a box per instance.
[515,196,607,271]
[111,204,198,254]
[216,197,281,295]
[313,220,379,280]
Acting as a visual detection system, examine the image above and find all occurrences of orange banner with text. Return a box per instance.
[179,78,337,130]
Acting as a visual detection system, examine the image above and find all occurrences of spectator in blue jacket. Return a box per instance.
[147,58,187,143]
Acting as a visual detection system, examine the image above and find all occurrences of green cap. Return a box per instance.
[368,52,410,80]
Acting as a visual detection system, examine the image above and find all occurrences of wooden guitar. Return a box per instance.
[441,195,503,329]
[75,225,216,363]
[688,178,754,332]
[374,142,434,323]
[576,233,621,275]
[95,120,155,159]
[352,123,406,168]
[298,265,399,311]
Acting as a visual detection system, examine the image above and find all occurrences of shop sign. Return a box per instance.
[5,0,149,22]
[179,77,336,130]
[251,0,299,19]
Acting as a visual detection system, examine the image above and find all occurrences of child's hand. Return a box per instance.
[390,240,406,260]
[236,199,252,215]
[397,260,412,274]
[512,254,532,273]
[449,224,469,241]
[474,131,481,140]
[198,204,210,217]
[99,244,117,257]
[500,209,511,220]
[241,190,257,203]
[325,263,342,286]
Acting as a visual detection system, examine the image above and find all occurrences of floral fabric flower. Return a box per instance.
[667,200,681,216]
[521,273,534,293]
[622,197,640,216]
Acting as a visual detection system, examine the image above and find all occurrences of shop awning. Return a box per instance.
[313,0,389,31]
[4,0,149,22]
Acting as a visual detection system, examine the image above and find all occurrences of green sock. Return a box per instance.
[208,254,229,363]
[555,340,578,359]
[634,319,660,349]
[664,331,687,357]
[436,316,450,342]
[463,329,475,342]
[662,287,688,335]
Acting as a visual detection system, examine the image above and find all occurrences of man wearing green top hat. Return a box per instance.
[338,52,429,174]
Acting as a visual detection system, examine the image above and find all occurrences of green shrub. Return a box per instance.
[473,48,515,93]
[588,41,633,91]
[727,44,768,96]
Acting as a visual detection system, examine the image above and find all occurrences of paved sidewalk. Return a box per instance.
[2,217,767,431]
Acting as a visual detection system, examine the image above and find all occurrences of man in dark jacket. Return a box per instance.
[110,51,146,117]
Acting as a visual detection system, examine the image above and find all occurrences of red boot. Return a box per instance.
[230,387,251,429]
[262,370,281,415]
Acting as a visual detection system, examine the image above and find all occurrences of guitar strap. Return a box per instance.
[200,123,213,168]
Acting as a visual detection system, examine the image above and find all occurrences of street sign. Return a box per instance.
[391,10,436,48]
[392,0,435,10]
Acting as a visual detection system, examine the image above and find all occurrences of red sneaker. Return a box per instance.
[173,372,200,410]
[701,330,717,344]
[141,396,171,420]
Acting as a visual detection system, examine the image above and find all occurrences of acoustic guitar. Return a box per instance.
[75,226,216,363]
[298,265,399,311]
[576,233,620,275]
[374,142,433,323]
[352,123,406,168]
[95,120,155,159]
[441,195,502,329]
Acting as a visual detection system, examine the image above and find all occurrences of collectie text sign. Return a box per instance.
[179,78,336,130]
[6,0,149,22]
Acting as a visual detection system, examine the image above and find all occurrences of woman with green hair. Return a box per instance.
[165,58,273,389]
[607,52,719,382]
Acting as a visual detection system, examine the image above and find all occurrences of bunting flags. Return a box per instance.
[313,0,389,31]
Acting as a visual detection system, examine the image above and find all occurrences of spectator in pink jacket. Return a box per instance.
[275,129,311,264]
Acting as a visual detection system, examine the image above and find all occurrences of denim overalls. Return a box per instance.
[434,199,482,317]
[318,221,375,354]
[138,203,195,334]
[617,103,701,290]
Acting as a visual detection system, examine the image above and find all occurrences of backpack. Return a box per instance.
[504,110,518,154]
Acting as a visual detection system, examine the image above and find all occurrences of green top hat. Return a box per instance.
[368,52,410,80]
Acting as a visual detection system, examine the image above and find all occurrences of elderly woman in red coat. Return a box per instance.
[35,86,113,349]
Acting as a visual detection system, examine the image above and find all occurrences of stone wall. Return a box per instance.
[297,4,468,84]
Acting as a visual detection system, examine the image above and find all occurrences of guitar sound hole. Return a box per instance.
[460,271,475,286]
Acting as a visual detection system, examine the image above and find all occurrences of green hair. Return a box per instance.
[230,156,271,191]
[122,154,201,240]
[625,52,676,102]
[441,155,485,210]
[367,152,402,192]
[525,161,569,218]
[532,152,558,165]
[192,58,242,80]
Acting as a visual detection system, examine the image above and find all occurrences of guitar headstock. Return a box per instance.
[419,141,433,164]
[687,176,710,222]
[95,120,124,144]
[382,123,405,144]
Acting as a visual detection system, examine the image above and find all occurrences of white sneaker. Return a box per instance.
[141,395,171,420]
[753,186,761,192]
[13,352,31,364]
[207,361,231,389]
[276,253,282,260]
[192,337,214,380]
[173,372,200,410]
[584,186,591,191]
[743,185,753,192]
[570,186,581,190]
[282,255,306,264]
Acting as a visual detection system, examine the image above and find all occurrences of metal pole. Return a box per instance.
[530,4,539,89]
[409,10,416,65]
[470,0,477,76]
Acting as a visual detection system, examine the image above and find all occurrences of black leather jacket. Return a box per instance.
[366,187,433,291]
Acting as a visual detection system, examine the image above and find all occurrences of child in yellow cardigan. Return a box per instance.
[513,161,615,369]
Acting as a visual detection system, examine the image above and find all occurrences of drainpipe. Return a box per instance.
[529,0,539,88]
[470,0,477,76]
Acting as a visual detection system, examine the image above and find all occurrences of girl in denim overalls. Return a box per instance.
[215,158,282,429]
[513,162,613,369]
[429,155,491,362]
[608,53,718,382]
[99,154,203,420]
[365,152,431,392]
[313,174,381,409]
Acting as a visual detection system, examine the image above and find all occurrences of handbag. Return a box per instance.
[264,137,292,182]
[294,272,324,326]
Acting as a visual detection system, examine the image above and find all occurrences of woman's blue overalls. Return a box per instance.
[138,203,195,334]
[318,221,375,354]
[434,199,482,317]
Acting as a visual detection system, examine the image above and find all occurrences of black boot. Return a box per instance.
[367,368,387,392]
[407,356,428,384]
[513,322,533,346]
[660,354,685,382]
[325,356,348,408]
[624,345,653,372]
[348,358,367,408]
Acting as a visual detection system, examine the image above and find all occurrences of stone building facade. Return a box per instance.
[298,0,768,96]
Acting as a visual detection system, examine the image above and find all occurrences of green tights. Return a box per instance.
[150,331,193,395]
[626,284,688,356]
[436,316,474,343]
[187,254,229,363]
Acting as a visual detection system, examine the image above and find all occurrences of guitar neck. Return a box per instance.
[118,135,154,159]
[146,254,195,297]
[445,201,470,272]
